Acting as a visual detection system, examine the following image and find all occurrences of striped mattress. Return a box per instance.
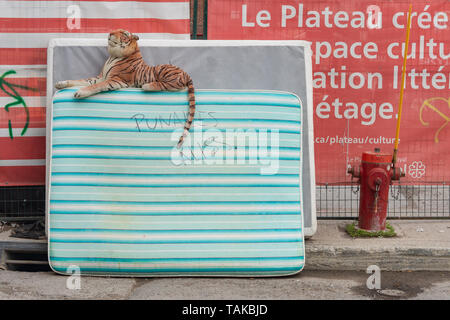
[47,88,305,276]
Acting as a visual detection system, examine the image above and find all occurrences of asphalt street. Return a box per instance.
[0,269,449,300]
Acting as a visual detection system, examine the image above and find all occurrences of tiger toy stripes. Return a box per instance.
[55,29,195,148]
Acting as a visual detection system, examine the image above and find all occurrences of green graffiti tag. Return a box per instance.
[0,70,38,139]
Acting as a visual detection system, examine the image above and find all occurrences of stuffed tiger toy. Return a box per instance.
[55,29,195,148]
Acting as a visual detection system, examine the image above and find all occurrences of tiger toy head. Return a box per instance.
[107,29,140,58]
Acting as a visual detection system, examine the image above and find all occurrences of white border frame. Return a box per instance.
[46,39,317,239]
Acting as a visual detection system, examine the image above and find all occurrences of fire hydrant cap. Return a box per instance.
[362,151,392,164]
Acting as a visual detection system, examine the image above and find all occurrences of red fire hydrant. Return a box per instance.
[348,148,404,231]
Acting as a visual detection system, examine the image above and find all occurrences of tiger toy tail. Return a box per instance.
[177,78,195,148]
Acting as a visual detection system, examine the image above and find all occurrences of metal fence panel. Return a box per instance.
[317,183,450,219]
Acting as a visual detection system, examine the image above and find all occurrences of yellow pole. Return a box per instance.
[392,4,412,166]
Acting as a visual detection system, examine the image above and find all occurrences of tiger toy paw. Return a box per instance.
[55,81,69,89]
[74,89,91,99]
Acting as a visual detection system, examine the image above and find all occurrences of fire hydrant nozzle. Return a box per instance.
[348,165,360,178]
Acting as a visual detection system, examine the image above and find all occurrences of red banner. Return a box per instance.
[0,0,190,186]
[208,0,450,183]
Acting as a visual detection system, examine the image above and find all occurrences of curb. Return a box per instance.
[304,245,450,271]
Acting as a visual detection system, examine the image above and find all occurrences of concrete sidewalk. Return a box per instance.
[305,220,450,271]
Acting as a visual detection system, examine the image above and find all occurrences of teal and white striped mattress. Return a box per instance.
[47,88,304,276]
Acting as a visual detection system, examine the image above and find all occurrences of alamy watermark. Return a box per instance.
[66,5,81,30]
[169,121,281,175]
[66,265,81,290]
[366,265,381,290]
